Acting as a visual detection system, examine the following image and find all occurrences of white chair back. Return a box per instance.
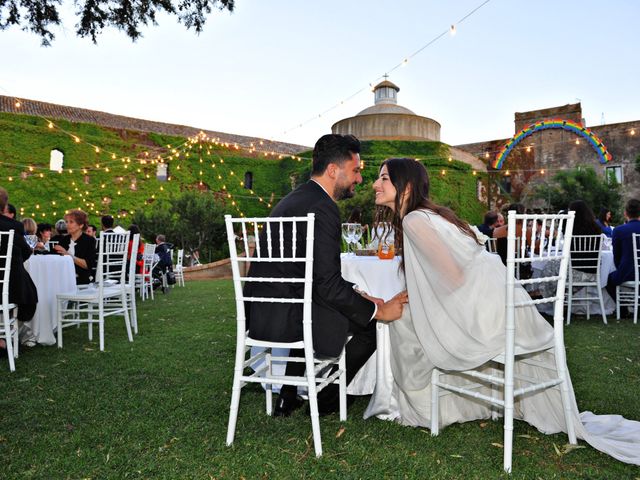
[126,234,140,334]
[485,237,498,254]
[174,249,185,287]
[566,234,606,325]
[0,230,14,307]
[0,230,19,371]
[98,232,130,287]
[615,233,640,324]
[225,213,347,458]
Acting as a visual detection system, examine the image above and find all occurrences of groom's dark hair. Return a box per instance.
[311,134,361,176]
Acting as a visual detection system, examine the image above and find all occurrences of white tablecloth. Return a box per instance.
[22,255,76,345]
[532,250,616,315]
[341,255,405,396]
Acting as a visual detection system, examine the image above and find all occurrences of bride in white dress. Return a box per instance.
[367,157,640,465]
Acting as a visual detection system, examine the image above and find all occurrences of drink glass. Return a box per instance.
[351,224,363,250]
[341,223,354,255]
[378,242,395,260]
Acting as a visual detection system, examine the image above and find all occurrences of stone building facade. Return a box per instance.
[455,103,640,207]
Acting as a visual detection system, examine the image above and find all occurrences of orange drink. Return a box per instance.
[377,243,395,260]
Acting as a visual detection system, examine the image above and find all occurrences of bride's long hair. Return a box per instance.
[374,158,480,271]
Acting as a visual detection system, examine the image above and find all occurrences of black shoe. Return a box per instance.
[273,395,304,417]
[310,391,356,416]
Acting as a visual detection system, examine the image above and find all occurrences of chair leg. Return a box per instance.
[598,288,607,325]
[265,351,273,415]
[430,368,440,435]
[129,291,138,334]
[12,321,19,359]
[303,347,323,457]
[616,286,621,320]
[338,347,347,422]
[553,341,577,446]
[226,340,247,447]
[566,287,572,326]
[4,321,15,372]
[57,300,64,349]
[635,285,639,325]
[122,294,133,342]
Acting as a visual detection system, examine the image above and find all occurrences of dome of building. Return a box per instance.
[331,79,440,142]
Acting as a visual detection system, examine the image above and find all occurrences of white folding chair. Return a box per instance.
[174,249,185,287]
[430,211,577,473]
[124,234,139,334]
[0,230,19,372]
[616,233,640,324]
[566,234,607,325]
[225,214,347,458]
[136,243,156,301]
[56,232,133,351]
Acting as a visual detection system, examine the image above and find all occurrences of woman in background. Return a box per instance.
[596,207,614,237]
[54,209,97,284]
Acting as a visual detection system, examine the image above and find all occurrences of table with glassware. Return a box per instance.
[21,254,77,345]
[530,246,616,315]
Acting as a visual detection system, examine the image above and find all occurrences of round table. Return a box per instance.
[21,255,76,345]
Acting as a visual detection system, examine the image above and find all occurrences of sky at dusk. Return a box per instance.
[2,0,638,149]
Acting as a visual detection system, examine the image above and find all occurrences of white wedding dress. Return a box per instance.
[365,209,640,465]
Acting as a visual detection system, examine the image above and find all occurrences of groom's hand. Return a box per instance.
[374,291,408,322]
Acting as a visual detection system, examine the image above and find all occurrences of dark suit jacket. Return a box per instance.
[59,233,97,284]
[608,219,640,286]
[0,215,38,320]
[245,180,375,357]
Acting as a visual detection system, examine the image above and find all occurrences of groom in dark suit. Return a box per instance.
[245,134,406,416]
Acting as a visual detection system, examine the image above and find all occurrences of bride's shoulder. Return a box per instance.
[404,209,437,222]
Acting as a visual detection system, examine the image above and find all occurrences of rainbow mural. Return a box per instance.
[492,118,612,170]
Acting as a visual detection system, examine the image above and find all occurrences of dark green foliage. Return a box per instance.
[1,280,639,478]
[533,166,623,222]
[0,0,235,45]
[132,190,229,261]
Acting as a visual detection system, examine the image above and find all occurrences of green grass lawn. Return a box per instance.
[1,280,640,479]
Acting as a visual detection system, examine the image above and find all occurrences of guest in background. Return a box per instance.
[101,215,115,233]
[36,223,53,251]
[128,224,145,275]
[5,203,17,220]
[0,187,38,353]
[606,199,640,300]
[54,209,97,285]
[596,207,614,238]
[566,200,604,279]
[50,219,67,243]
[86,224,98,238]
[477,210,500,237]
[21,218,37,235]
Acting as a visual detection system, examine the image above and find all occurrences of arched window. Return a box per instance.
[244,171,253,190]
[50,149,64,171]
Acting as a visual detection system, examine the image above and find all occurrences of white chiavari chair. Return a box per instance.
[225,214,347,458]
[0,230,19,371]
[430,211,577,473]
[566,234,607,325]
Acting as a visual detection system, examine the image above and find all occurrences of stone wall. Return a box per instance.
[455,104,640,203]
[332,113,441,142]
[0,95,308,154]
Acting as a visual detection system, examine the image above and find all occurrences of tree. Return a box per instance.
[533,166,623,222]
[132,189,229,263]
[0,0,234,45]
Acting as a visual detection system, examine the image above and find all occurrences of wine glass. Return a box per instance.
[341,223,354,255]
[351,224,363,251]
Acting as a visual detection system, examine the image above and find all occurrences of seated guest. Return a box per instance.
[154,234,173,271]
[50,219,67,243]
[22,217,37,236]
[127,224,145,275]
[596,207,614,238]
[53,210,97,285]
[5,203,17,220]
[86,224,98,238]
[36,223,53,251]
[606,199,640,300]
[0,187,38,355]
[477,210,500,237]
[101,215,115,234]
[568,200,603,273]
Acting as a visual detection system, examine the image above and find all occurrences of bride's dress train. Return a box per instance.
[365,209,640,465]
